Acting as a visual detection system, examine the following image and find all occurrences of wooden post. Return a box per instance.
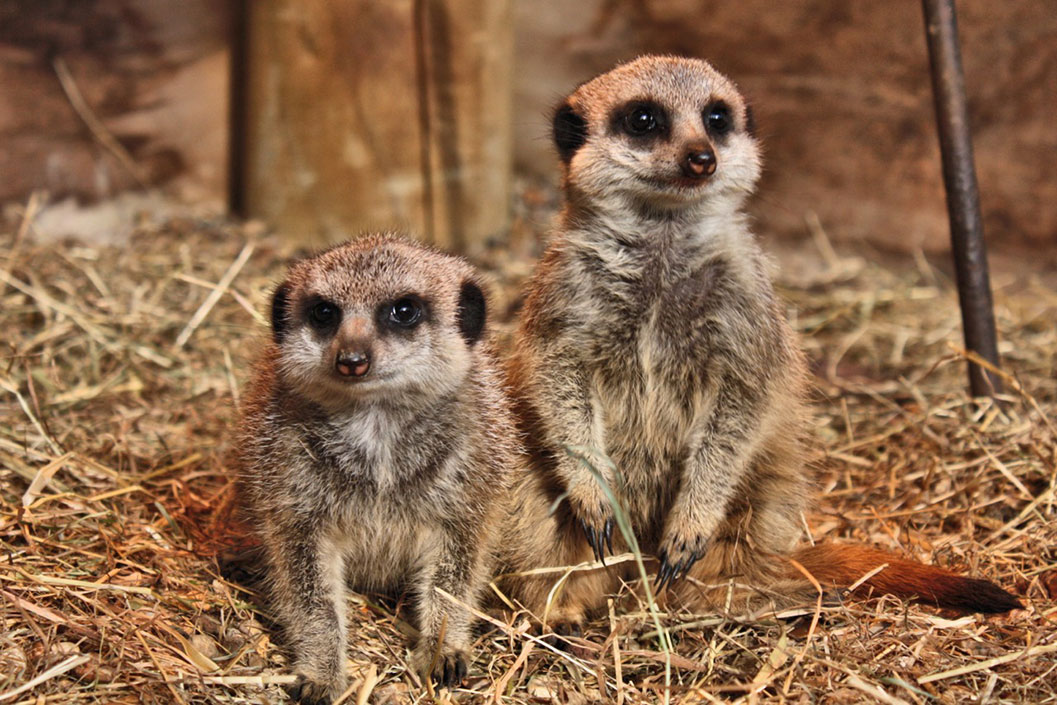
[236,0,513,253]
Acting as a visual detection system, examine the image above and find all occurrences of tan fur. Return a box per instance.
[236,235,517,703]
[497,55,1018,626]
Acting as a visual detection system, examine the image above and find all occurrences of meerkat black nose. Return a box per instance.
[335,351,370,378]
[683,147,717,178]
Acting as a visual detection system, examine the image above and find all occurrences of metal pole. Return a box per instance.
[921,0,1002,397]
[228,0,248,217]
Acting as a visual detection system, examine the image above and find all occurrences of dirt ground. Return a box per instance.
[1,196,1055,703]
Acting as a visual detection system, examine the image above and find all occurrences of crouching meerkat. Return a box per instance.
[498,55,1020,628]
[236,235,515,703]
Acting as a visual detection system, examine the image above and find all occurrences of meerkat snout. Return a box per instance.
[335,350,370,377]
[327,313,373,378]
[682,143,716,178]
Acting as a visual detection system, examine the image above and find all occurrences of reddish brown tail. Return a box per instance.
[790,544,1021,614]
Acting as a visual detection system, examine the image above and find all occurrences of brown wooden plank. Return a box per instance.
[238,0,513,251]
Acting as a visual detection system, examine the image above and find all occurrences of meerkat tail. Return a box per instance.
[789,544,1022,614]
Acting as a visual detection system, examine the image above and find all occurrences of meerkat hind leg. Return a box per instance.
[505,494,622,637]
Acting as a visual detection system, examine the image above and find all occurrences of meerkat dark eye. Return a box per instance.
[388,297,422,327]
[623,106,658,136]
[308,300,340,330]
[705,102,733,136]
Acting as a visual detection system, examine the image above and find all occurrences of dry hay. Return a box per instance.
[0,203,1054,704]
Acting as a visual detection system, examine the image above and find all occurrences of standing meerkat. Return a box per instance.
[236,235,515,704]
[499,55,1019,627]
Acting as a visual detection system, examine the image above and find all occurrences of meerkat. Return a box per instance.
[236,235,516,704]
[498,55,1019,628]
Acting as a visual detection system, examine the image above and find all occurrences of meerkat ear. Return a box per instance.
[743,102,757,137]
[553,101,587,162]
[271,281,292,343]
[456,280,486,345]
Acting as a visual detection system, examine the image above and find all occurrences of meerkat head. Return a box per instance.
[269,234,487,410]
[553,55,761,215]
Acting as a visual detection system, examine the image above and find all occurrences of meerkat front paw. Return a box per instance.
[655,529,709,592]
[565,479,614,563]
[411,642,468,689]
[284,671,345,705]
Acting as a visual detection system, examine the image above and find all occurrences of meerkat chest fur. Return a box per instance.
[312,398,464,500]
[301,398,476,564]
[244,362,485,583]
[568,216,771,457]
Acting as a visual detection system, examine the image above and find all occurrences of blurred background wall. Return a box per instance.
[0,0,232,206]
[2,0,1054,253]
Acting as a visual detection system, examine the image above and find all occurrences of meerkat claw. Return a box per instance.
[436,652,468,689]
[285,676,335,705]
[591,528,605,565]
[578,518,608,565]
[677,549,703,583]
[655,545,706,591]
[655,552,675,592]
[578,519,592,555]
[603,518,614,555]
[676,560,691,583]
[656,542,706,592]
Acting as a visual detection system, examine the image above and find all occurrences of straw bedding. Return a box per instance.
[1,205,1054,703]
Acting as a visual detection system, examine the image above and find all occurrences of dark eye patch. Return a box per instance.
[610,100,669,141]
[304,296,341,334]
